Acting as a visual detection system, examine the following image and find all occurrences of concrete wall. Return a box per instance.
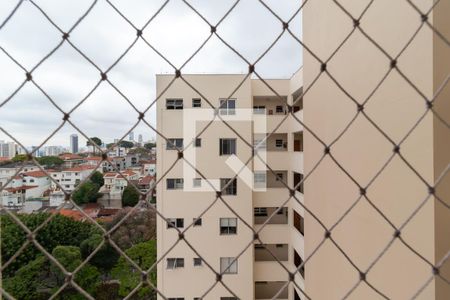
[303,0,449,299]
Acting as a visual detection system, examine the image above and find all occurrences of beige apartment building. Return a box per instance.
[303,0,450,299]
[156,70,305,300]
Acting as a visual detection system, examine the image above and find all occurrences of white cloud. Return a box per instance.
[0,0,302,147]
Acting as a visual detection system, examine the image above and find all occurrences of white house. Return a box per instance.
[50,165,96,192]
[102,170,139,194]
[0,170,51,207]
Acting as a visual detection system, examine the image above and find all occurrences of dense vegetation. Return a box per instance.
[1,211,156,299]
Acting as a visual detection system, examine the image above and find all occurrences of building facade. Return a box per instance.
[0,141,16,159]
[70,134,79,154]
[156,71,304,299]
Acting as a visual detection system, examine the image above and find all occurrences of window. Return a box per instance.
[253,138,266,151]
[220,218,237,235]
[192,98,201,108]
[254,207,268,217]
[275,139,284,148]
[166,138,183,150]
[167,218,184,228]
[193,178,201,188]
[193,257,202,266]
[166,99,183,110]
[275,173,284,181]
[167,258,184,269]
[220,257,238,274]
[220,178,237,195]
[219,99,236,115]
[29,179,35,183]
[194,138,201,147]
[254,172,266,186]
[276,105,284,113]
[193,218,202,226]
[167,178,184,190]
[276,207,285,215]
[219,138,236,155]
[253,105,266,114]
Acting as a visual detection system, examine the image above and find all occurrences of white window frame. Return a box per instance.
[166,258,184,269]
[220,257,238,274]
[220,218,237,235]
[219,98,236,115]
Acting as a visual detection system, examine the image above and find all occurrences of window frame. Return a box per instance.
[219,98,236,115]
[166,138,183,150]
[220,218,237,235]
[167,178,184,190]
[166,99,183,110]
[220,178,237,195]
[219,138,236,156]
[220,257,238,274]
[192,98,201,108]
[166,258,184,269]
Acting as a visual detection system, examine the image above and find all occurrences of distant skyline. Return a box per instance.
[0,0,302,146]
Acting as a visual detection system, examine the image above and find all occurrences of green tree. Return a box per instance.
[87,137,102,154]
[119,140,134,148]
[72,181,101,205]
[111,240,157,299]
[80,234,119,272]
[1,213,98,277]
[11,154,27,162]
[90,171,105,187]
[3,256,53,300]
[37,156,64,167]
[107,208,156,250]
[122,185,140,207]
[52,246,100,297]
[144,143,156,150]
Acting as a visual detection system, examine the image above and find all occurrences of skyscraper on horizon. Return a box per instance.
[0,140,16,159]
[70,134,79,154]
[138,134,143,144]
[129,131,134,141]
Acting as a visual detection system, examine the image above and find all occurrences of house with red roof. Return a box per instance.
[0,170,51,207]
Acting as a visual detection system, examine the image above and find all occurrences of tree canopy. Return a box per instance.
[72,181,101,205]
[118,140,134,148]
[90,171,105,187]
[111,240,157,299]
[121,185,140,207]
[37,156,64,167]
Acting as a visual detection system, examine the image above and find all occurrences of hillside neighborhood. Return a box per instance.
[0,142,156,222]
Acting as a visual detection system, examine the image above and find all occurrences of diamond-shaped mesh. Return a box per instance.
[0,0,449,299]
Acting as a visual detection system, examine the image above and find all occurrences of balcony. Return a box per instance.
[254,207,288,225]
[255,244,288,261]
[255,281,288,299]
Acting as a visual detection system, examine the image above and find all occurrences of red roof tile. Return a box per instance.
[5,185,38,193]
[64,165,96,172]
[23,171,48,178]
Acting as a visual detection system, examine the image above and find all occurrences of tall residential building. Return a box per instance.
[157,71,304,299]
[0,141,16,159]
[70,134,79,154]
[129,131,135,141]
[43,146,64,157]
[302,1,450,299]
[138,134,143,144]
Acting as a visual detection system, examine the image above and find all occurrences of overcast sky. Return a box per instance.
[0,0,302,149]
